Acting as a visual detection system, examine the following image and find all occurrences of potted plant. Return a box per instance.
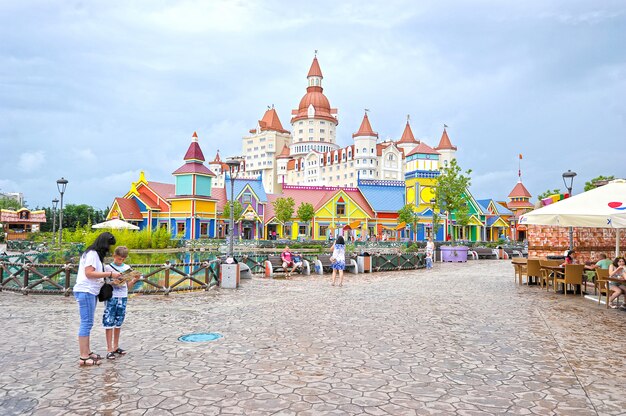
[433,159,472,262]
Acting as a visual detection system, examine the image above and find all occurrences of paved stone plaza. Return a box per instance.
[1,260,625,415]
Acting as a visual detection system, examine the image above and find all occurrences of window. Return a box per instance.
[309,137,313,141]
[200,223,208,236]
[320,129,325,133]
[242,192,251,203]
[336,203,345,216]
[159,222,168,229]
[362,147,367,154]
[177,222,186,235]
[319,225,328,237]
[299,121,303,125]
[309,128,314,133]
[320,121,326,124]
[299,129,303,133]
[309,121,313,124]
[299,225,306,235]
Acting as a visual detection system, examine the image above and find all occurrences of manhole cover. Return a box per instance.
[178,332,223,342]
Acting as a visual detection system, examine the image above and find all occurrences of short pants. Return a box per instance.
[102,297,128,329]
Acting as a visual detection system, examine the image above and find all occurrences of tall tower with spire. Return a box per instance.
[290,55,340,157]
[434,126,457,168]
[395,117,420,153]
[242,106,292,194]
[353,111,378,180]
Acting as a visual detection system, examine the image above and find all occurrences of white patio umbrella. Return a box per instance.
[519,179,626,256]
[92,218,140,230]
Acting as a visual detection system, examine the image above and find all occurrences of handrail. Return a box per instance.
[0,259,221,296]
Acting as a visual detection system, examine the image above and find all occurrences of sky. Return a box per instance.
[1,0,625,210]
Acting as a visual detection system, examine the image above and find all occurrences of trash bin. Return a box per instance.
[357,252,371,273]
[220,257,240,289]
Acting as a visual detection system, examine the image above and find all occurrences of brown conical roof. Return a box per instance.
[183,131,205,162]
[307,56,323,78]
[277,144,291,159]
[398,121,418,144]
[352,113,378,138]
[435,128,457,150]
[508,181,531,198]
[258,108,289,134]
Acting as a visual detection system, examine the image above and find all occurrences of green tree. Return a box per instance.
[397,204,420,241]
[584,175,615,191]
[61,204,106,231]
[296,202,315,237]
[223,200,243,223]
[537,188,562,202]
[434,159,472,242]
[0,197,22,210]
[273,197,295,238]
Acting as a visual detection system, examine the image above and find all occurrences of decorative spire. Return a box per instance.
[435,126,457,150]
[307,56,323,78]
[258,107,289,134]
[183,132,205,162]
[352,111,378,138]
[398,117,418,143]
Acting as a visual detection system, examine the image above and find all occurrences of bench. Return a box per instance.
[313,254,358,275]
[472,247,499,260]
[264,254,310,278]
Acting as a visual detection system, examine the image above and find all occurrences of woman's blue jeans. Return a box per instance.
[75,292,97,337]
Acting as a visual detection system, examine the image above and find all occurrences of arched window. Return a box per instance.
[362,147,367,154]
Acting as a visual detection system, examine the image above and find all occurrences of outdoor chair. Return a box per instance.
[526,259,542,286]
[595,268,611,308]
[538,260,560,290]
[554,264,585,296]
[512,258,527,285]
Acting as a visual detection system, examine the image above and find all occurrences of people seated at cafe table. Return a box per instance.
[560,250,577,267]
[607,257,626,309]
[584,253,613,281]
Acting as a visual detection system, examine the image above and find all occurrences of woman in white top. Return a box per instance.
[73,232,122,366]
[330,235,346,287]
[607,257,626,308]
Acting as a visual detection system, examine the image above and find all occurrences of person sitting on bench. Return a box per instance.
[292,252,303,272]
[281,246,295,278]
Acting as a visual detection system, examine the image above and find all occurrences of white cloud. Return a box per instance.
[18,151,45,173]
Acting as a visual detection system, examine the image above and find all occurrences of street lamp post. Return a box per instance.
[56,178,68,248]
[51,198,59,245]
[225,158,243,258]
[430,198,436,240]
[562,170,577,250]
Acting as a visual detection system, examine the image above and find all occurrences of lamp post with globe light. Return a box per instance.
[562,170,577,251]
[56,178,68,248]
[51,198,59,245]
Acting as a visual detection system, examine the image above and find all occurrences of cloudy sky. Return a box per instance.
[1,0,625,209]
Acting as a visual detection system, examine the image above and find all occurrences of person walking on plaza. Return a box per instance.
[103,246,140,360]
[425,236,435,270]
[330,235,346,286]
[73,232,121,366]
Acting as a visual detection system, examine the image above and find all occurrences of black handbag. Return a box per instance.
[98,283,113,302]
[98,262,113,302]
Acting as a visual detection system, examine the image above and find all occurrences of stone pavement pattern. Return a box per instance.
[1,260,625,415]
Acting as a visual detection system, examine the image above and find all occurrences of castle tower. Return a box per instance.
[172,132,216,197]
[396,117,419,153]
[242,107,291,194]
[434,127,457,168]
[172,132,217,239]
[352,112,378,180]
[275,144,291,189]
[290,55,340,157]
